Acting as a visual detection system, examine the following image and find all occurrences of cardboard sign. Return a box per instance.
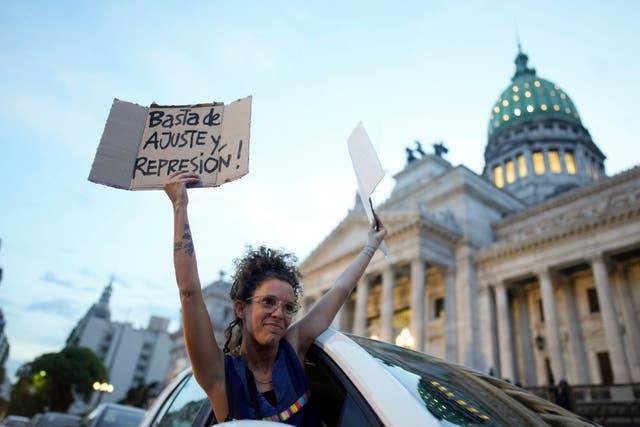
[89,96,252,190]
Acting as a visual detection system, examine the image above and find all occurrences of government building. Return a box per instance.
[299,47,640,407]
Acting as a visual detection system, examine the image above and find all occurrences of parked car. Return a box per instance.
[0,415,30,427]
[141,328,598,426]
[81,403,145,427]
[28,412,80,427]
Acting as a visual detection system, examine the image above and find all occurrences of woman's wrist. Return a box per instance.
[361,243,377,258]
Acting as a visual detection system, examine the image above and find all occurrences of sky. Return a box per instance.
[0,1,638,382]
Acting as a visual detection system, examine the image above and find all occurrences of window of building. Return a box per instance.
[564,151,576,175]
[533,151,545,175]
[538,299,544,322]
[493,165,504,188]
[505,160,515,183]
[434,297,445,319]
[597,352,613,385]
[587,288,600,313]
[548,150,562,174]
[545,358,555,386]
[517,154,527,177]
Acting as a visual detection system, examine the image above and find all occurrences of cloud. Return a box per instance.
[40,271,74,288]
[27,299,77,318]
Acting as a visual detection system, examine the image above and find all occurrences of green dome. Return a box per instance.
[488,51,582,139]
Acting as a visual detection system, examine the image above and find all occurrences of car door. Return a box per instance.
[143,371,214,427]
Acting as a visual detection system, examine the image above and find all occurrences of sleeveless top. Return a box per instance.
[224,339,321,426]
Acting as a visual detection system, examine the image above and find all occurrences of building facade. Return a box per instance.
[66,284,172,411]
[299,49,640,394]
[167,272,234,379]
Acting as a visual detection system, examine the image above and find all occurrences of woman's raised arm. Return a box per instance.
[164,171,228,420]
[289,214,387,355]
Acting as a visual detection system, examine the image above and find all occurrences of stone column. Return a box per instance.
[563,277,590,384]
[613,264,640,382]
[410,259,426,352]
[537,268,567,383]
[444,266,458,362]
[590,254,631,383]
[525,148,534,179]
[517,290,536,385]
[478,283,497,376]
[380,267,395,342]
[495,281,515,381]
[332,306,344,330]
[353,278,369,336]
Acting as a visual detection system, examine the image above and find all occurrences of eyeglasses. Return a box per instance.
[246,295,300,318]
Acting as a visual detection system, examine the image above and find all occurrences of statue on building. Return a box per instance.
[415,140,426,157]
[405,147,417,163]
[433,141,449,158]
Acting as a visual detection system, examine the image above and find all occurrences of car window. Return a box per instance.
[95,408,144,427]
[305,346,382,427]
[148,372,212,427]
[348,334,595,426]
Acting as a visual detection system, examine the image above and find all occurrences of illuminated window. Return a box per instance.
[494,106,500,113]
[514,108,521,116]
[541,104,548,111]
[549,150,562,174]
[512,85,519,92]
[565,151,576,174]
[527,105,534,112]
[560,93,567,99]
[525,91,532,98]
[502,99,509,107]
[533,151,545,175]
[518,154,527,177]
[553,105,560,111]
[513,94,520,101]
[493,165,504,188]
[502,114,509,121]
[505,160,515,183]
[534,80,541,87]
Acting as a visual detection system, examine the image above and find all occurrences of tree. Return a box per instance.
[8,346,108,416]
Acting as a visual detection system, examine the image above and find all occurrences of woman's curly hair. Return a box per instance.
[223,245,303,355]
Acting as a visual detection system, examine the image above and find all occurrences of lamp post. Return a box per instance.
[93,381,114,407]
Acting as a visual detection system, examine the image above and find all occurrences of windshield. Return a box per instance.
[348,334,595,426]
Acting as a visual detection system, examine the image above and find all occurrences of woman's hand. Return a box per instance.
[163,171,201,208]
[367,213,388,247]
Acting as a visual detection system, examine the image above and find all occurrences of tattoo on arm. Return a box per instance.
[174,223,195,256]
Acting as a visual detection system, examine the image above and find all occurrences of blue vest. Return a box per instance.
[225,339,321,426]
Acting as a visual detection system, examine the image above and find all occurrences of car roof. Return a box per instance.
[313,328,441,426]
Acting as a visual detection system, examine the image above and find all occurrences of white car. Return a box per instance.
[141,329,597,426]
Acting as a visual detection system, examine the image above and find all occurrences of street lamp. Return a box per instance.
[93,381,114,408]
[93,381,114,393]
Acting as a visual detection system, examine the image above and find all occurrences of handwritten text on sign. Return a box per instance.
[129,98,250,189]
[121,97,251,189]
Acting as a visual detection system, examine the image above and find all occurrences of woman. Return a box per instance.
[164,171,387,424]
